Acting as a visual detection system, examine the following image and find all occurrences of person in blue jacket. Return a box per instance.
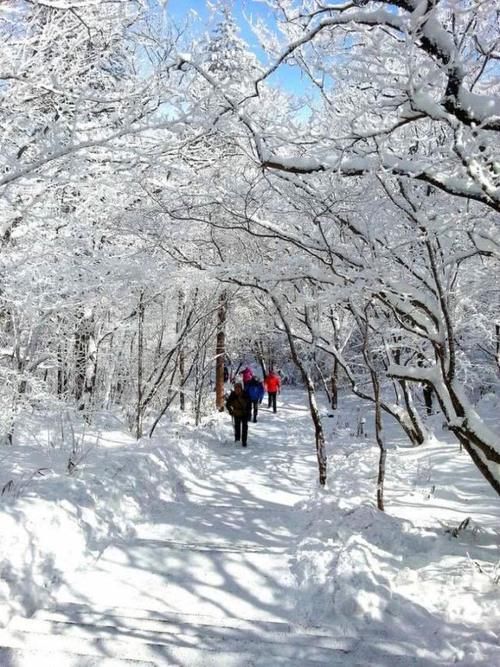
[246,375,265,423]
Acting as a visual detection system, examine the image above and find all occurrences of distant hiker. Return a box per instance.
[226,382,251,447]
[241,366,254,389]
[246,375,265,423]
[264,370,281,413]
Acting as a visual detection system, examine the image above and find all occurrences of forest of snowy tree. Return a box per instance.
[0,0,499,501]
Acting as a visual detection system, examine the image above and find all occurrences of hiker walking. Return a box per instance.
[264,369,281,414]
[226,382,251,447]
[246,375,264,423]
[241,366,254,390]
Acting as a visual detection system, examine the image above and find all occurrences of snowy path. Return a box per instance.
[1,391,490,666]
[54,395,316,622]
[0,394,360,665]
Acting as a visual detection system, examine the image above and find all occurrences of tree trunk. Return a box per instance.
[57,341,69,396]
[373,371,386,511]
[254,340,267,378]
[305,377,327,487]
[135,291,145,439]
[388,363,500,497]
[495,323,499,373]
[357,305,387,510]
[194,340,208,427]
[273,296,327,486]
[73,309,97,418]
[438,379,500,496]
[74,311,90,404]
[399,380,426,445]
[325,342,428,447]
[82,334,98,416]
[423,383,433,415]
[149,346,197,437]
[176,290,186,411]
[179,348,186,411]
[330,357,339,410]
[215,291,226,411]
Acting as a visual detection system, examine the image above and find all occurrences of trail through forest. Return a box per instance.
[53,395,315,622]
[0,390,499,665]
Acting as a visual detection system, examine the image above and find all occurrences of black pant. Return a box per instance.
[251,400,259,422]
[268,392,277,413]
[234,416,248,445]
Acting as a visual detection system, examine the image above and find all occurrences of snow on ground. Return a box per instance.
[293,391,500,665]
[0,408,209,626]
[0,390,499,665]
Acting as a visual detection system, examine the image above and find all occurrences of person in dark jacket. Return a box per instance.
[246,376,265,423]
[226,382,251,447]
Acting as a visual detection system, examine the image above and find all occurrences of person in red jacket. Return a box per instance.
[264,370,281,413]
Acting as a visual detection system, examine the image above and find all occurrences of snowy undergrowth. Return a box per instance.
[291,396,500,665]
[0,408,213,626]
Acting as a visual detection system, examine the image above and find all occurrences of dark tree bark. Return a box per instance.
[330,357,339,410]
[215,291,227,411]
[423,383,433,415]
[356,305,387,510]
[177,291,186,411]
[495,323,500,373]
[74,311,90,405]
[135,291,145,439]
[273,296,327,486]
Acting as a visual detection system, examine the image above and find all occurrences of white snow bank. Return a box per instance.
[0,499,87,625]
[291,417,500,665]
[0,410,213,626]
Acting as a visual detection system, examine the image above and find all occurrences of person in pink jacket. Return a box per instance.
[264,370,281,413]
[241,366,254,389]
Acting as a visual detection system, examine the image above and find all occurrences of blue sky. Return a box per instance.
[166,0,311,96]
